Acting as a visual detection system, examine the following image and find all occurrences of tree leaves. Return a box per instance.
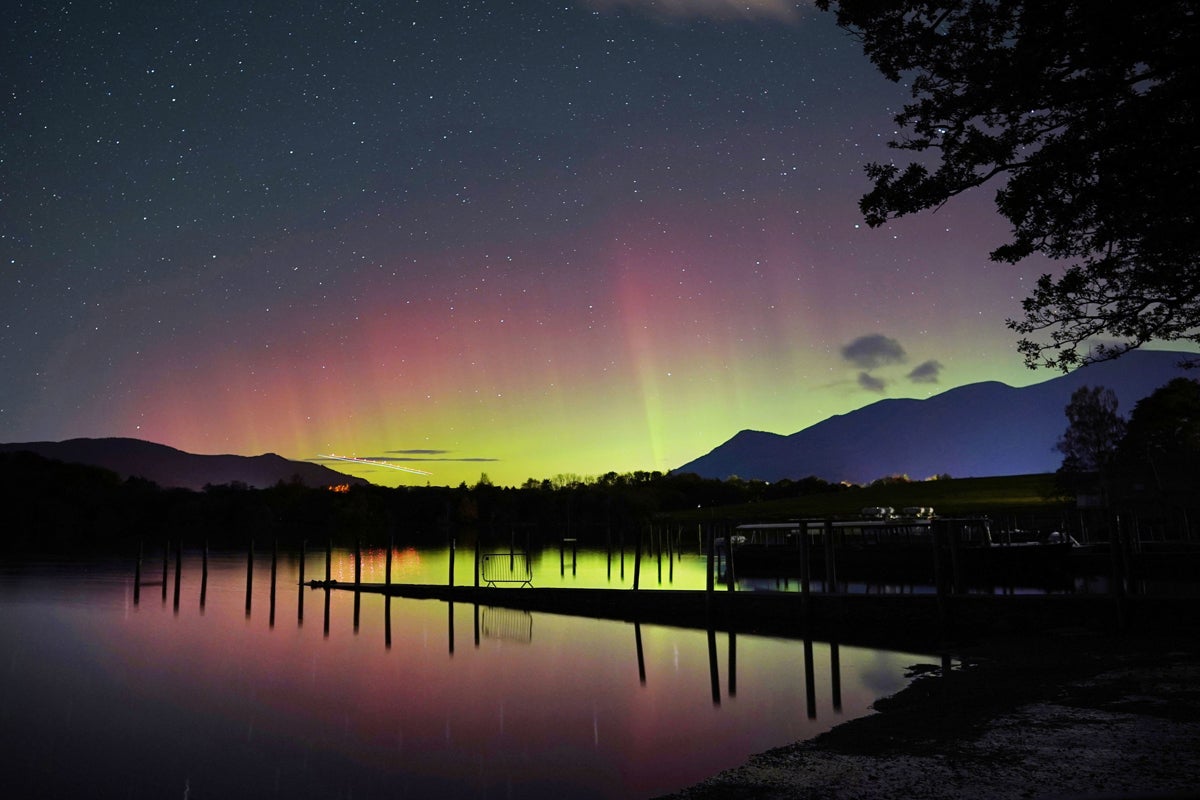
[818,0,1200,370]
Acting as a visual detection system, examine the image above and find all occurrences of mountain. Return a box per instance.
[675,349,1196,484]
[0,437,368,491]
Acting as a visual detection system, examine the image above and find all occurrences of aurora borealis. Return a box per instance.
[4,0,1061,487]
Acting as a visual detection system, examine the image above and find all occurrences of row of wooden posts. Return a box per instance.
[129,535,867,714]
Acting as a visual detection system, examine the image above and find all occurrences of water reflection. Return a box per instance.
[0,549,930,799]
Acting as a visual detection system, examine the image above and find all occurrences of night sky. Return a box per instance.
[3,0,1060,487]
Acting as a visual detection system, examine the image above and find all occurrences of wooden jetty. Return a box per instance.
[305,579,1199,651]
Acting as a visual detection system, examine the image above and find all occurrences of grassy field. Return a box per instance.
[670,473,1072,527]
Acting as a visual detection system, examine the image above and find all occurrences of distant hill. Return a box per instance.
[675,349,1196,484]
[0,437,367,491]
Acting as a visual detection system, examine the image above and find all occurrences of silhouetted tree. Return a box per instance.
[1056,386,1126,476]
[816,1,1200,370]
[1115,378,1200,505]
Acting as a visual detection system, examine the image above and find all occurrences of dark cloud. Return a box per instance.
[842,334,907,370]
[907,359,944,384]
[387,449,450,455]
[858,372,887,392]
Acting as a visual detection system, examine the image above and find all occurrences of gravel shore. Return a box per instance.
[660,632,1200,799]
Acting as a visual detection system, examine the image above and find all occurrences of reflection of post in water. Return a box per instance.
[296,540,304,624]
[706,627,721,706]
[385,596,392,650]
[173,540,182,613]
[634,622,646,685]
[353,536,362,634]
[133,539,142,606]
[269,538,278,629]
[200,539,209,611]
[728,631,737,698]
[448,601,455,656]
[830,639,842,712]
[245,538,254,617]
[803,637,817,720]
[323,587,331,638]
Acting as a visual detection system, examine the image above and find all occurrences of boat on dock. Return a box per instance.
[722,515,1075,587]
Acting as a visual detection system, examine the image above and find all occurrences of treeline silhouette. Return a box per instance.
[0,450,847,554]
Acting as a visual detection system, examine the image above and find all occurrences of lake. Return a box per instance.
[0,544,929,799]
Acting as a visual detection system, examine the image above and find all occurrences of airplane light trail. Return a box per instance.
[319,454,433,476]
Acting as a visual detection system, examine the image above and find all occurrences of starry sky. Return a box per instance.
[3,0,1063,488]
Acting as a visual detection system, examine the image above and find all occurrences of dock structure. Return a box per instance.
[303,579,1198,651]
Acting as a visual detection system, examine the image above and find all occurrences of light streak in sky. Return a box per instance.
[319,454,433,476]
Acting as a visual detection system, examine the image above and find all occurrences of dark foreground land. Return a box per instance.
[661,630,1200,799]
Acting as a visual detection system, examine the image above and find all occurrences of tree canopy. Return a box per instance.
[816,1,1200,370]
[1056,385,1125,476]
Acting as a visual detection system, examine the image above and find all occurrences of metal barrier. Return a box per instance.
[481,553,533,587]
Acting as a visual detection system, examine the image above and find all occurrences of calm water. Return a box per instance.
[0,545,927,799]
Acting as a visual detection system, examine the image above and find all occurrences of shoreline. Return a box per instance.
[660,630,1200,799]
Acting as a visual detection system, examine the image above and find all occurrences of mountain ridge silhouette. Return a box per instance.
[0,437,366,490]
[674,350,1196,484]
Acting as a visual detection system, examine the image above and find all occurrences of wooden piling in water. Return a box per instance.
[633,528,642,590]
[162,541,169,602]
[386,534,393,587]
[823,519,838,593]
[325,539,332,583]
[449,538,456,588]
[799,521,811,615]
[830,639,842,711]
[354,539,362,585]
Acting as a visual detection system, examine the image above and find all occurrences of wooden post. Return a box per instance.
[705,523,715,596]
[386,534,393,587]
[799,521,811,615]
[823,519,837,593]
[449,538,456,588]
[161,541,169,602]
[325,539,332,583]
[633,527,642,590]
[726,524,736,593]
[354,539,362,586]
[474,539,480,588]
